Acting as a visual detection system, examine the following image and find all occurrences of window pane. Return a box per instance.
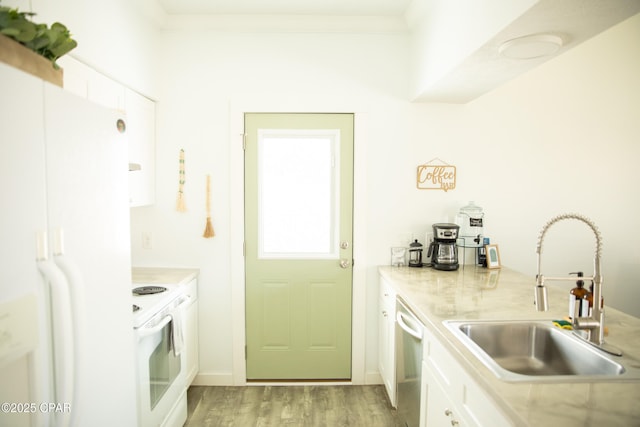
[258,130,339,258]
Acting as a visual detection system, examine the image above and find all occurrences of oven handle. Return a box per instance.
[135,295,190,339]
[137,314,172,339]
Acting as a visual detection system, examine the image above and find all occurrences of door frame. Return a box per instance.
[229,102,368,385]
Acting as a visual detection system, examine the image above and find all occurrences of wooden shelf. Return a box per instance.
[0,34,62,87]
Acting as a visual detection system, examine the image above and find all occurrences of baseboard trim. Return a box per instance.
[191,371,383,387]
[365,370,383,385]
[191,372,235,386]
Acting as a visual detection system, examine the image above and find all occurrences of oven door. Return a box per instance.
[135,302,187,427]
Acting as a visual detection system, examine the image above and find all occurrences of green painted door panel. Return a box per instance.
[245,113,353,380]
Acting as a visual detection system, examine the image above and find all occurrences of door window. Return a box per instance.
[258,129,340,259]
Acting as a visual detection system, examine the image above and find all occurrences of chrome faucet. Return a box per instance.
[534,213,621,356]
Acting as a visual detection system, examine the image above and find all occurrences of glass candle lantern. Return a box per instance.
[408,239,423,268]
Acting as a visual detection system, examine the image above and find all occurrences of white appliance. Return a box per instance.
[132,284,189,427]
[0,63,138,427]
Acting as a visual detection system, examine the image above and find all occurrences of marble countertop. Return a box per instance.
[379,265,640,427]
[132,266,199,286]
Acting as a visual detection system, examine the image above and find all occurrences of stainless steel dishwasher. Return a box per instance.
[395,299,424,427]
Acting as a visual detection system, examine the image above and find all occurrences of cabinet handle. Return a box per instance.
[444,409,459,426]
[382,310,388,317]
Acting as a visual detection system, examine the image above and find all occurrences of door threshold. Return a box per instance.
[246,379,352,386]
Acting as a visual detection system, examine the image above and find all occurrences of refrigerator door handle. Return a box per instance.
[53,255,85,427]
[52,227,85,427]
[36,258,74,427]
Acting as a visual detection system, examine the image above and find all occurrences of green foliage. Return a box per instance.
[0,3,77,68]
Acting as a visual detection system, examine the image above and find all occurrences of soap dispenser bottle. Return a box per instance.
[569,272,588,319]
[581,280,602,317]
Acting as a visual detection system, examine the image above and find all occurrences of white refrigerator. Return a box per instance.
[0,62,139,427]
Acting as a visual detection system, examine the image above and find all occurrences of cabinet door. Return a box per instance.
[88,70,125,111]
[378,277,396,406]
[58,58,156,206]
[58,56,89,99]
[422,326,511,427]
[458,371,511,427]
[125,88,156,206]
[422,361,466,427]
[185,300,199,385]
[59,56,124,110]
[378,296,395,405]
[183,279,199,385]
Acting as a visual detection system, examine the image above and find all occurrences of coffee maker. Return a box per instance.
[428,223,460,271]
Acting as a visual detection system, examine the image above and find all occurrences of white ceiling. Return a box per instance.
[415,0,640,102]
[157,0,413,16]
[149,0,640,103]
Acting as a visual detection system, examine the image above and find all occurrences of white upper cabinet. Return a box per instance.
[124,88,156,207]
[89,71,126,111]
[60,57,155,206]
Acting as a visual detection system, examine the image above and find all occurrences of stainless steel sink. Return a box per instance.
[443,320,640,382]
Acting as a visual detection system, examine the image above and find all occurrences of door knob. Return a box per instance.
[339,259,351,269]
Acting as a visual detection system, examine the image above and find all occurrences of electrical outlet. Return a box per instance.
[142,232,152,250]
[425,232,434,245]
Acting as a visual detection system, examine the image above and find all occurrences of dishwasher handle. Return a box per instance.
[396,310,423,341]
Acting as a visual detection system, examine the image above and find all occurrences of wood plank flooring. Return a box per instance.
[185,385,403,427]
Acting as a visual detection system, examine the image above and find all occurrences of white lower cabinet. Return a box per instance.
[421,325,511,427]
[378,276,397,407]
[421,360,467,426]
[184,279,199,385]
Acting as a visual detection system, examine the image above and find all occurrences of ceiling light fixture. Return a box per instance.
[499,34,564,60]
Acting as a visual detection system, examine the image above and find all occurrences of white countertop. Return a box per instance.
[132,267,199,286]
[379,265,640,427]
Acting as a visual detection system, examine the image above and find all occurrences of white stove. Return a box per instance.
[129,268,198,427]
[131,283,185,329]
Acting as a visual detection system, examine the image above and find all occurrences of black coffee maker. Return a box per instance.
[428,223,460,271]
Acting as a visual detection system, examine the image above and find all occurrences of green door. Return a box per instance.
[244,113,354,380]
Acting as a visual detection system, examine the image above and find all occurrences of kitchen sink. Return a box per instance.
[443,320,640,382]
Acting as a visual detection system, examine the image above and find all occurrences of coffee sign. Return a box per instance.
[416,159,456,192]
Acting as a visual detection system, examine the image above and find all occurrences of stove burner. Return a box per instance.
[133,304,140,312]
[132,286,167,296]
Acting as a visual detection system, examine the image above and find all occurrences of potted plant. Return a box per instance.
[0,2,77,85]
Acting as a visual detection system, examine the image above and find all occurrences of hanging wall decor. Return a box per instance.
[176,149,186,212]
[416,158,456,192]
[203,174,215,238]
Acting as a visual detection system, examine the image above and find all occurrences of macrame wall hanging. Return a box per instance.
[203,174,215,238]
[176,149,187,212]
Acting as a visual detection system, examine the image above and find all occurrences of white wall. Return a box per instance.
[3,0,161,97]
[129,29,411,383]
[403,13,640,317]
[129,13,640,384]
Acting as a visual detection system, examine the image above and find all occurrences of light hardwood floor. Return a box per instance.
[185,385,403,427]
